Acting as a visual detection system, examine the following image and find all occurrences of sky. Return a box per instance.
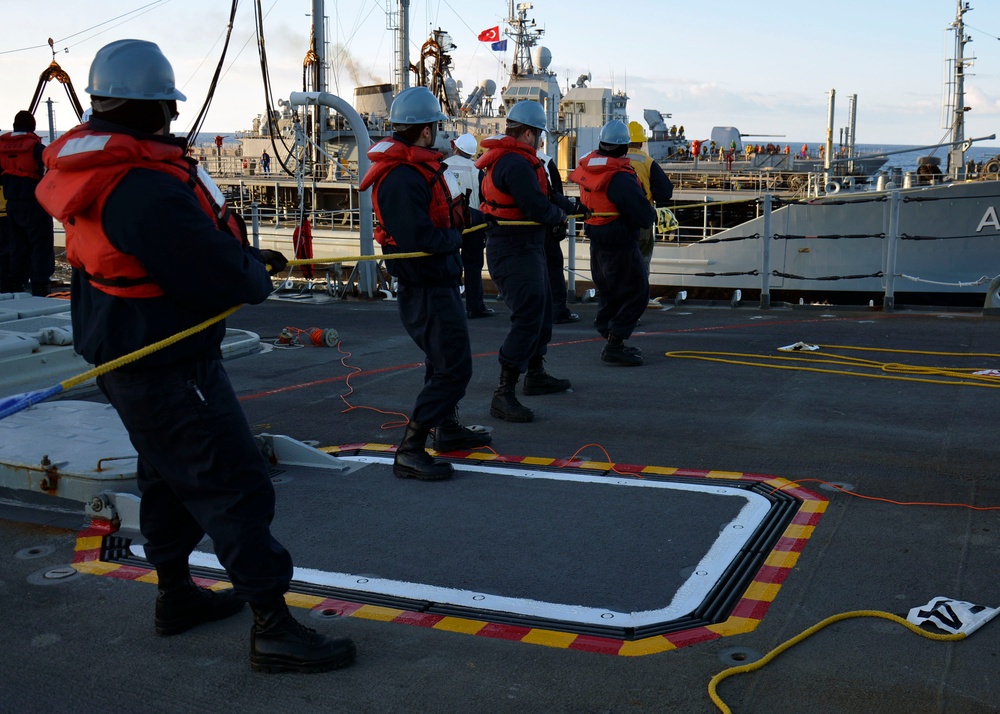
[2,0,1000,150]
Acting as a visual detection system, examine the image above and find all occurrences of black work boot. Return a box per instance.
[250,601,356,673]
[394,421,454,480]
[155,560,245,636]
[523,356,572,395]
[432,406,492,452]
[601,335,643,366]
[490,366,534,422]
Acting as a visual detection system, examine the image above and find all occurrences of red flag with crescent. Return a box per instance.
[478,26,500,42]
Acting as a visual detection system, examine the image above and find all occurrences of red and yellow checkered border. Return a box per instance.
[72,444,827,657]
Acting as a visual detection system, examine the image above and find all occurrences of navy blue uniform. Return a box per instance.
[587,172,656,340]
[66,123,292,606]
[484,152,574,371]
[540,154,574,320]
[0,138,54,295]
[375,143,471,427]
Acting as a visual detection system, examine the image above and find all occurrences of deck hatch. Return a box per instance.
[101,450,807,640]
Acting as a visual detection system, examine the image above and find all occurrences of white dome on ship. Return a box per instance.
[532,46,552,71]
[480,78,497,96]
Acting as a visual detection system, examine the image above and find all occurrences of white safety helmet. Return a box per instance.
[453,133,477,156]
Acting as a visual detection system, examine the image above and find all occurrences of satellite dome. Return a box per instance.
[480,78,497,96]
[532,46,552,71]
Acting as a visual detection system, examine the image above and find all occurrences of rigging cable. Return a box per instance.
[186,0,240,146]
[0,0,172,56]
[254,0,298,175]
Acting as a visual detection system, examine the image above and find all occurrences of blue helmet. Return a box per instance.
[86,40,186,101]
[598,120,631,146]
[389,86,448,124]
[507,100,547,131]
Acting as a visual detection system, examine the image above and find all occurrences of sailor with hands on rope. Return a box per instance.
[36,39,353,674]
[476,100,580,423]
[570,119,656,366]
[359,86,492,479]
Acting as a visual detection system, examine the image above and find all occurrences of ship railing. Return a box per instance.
[565,191,997,311]
[237,205,364,232]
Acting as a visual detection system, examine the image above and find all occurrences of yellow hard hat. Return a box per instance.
[628,120,647,143]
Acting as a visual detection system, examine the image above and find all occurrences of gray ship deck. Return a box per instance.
[3,294,999,713]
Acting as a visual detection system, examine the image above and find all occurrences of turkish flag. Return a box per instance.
[478,26,500,42]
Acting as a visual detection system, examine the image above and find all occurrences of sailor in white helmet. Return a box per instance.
[443,132,492,318]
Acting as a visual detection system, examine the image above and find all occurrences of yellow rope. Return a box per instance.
[709,610,965,714]
[56,245,484,389]
[60,305,243,390]
[54,211,607,387]
[283,214,601,265]
[665,344,1000,389]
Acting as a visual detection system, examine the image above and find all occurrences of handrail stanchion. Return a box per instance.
[567,216,577,298]
[703,195,709,241]
[760,193,772,309]
[884,189,901,312]
[251,201,260,251]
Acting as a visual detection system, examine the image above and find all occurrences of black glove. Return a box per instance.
[548,222,567,241]
[573,200,592,221]
[258,249,288,275]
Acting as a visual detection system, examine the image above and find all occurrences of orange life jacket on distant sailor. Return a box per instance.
[475,135,550,221]
[569,152,638,226]
[0,132,44,179]
[359,137,453,247]
[36,126,245,298]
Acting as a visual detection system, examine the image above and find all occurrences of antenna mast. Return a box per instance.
[388,0,411,93]
[946,0,973,179]
[508,1,542,78]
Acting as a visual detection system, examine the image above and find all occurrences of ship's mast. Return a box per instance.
[311,0,329,168]
[388,0,411,94]
[947,0,972,180]
[508,1,543,78]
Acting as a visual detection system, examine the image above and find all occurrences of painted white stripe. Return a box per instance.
[131,458,773,629]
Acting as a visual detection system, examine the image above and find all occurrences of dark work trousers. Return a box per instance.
[590,241,649,340]
[98,358,293,606]
[396,283,473,426]
[544,229,571,319]
[6,199,54,295]
[486,233,552,372]
[461,230,487,314]
[0,216,12,293]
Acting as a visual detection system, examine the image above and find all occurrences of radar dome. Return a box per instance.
[532,46,552,71]
[480,78,497,96]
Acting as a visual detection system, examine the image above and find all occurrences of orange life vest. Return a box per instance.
[475,135,550,220]
[0,132,44,179]
[359,137,453,247]
[569,152,638,226]
[36,126,244,298]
